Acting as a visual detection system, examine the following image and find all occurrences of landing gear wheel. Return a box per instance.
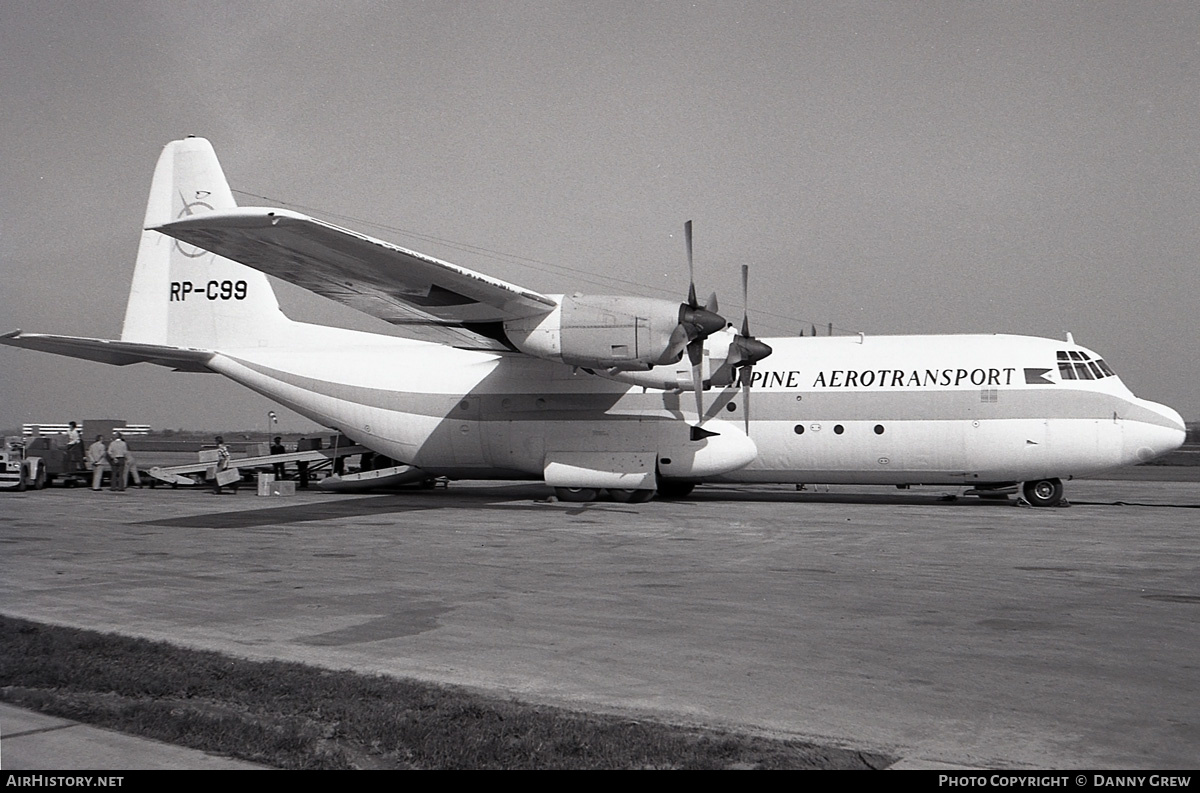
[555,487,599,503]
[609,488,656,503]
[1022,478,1064,507]
[655,480,695,499]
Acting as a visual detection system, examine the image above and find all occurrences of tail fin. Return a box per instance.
[120,137,290,349]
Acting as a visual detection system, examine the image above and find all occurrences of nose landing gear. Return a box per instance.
[1021,478,1066,507]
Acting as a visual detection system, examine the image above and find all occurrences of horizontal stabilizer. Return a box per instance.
[152,208,558,327]
[0,331,214,372]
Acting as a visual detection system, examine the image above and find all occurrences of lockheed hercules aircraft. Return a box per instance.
[2,138,1185,505]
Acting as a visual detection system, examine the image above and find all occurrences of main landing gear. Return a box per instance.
[552,487,657,503]
[1021,478,1066,508]
[552,477,696,503]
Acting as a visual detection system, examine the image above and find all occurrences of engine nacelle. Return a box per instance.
[504,294,688,369]
[657,418,758,479]
[576,324,773,395]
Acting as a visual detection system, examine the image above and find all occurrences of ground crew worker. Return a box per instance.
[212,436,237,494]
[107,432,128,492]
[296,437,309,489]
[271,436,286,480]
[66,421,84,471]
[124,446,142,488]
[87,435,107,490]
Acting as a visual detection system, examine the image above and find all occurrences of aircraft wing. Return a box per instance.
[0,331,214,372]
[151,209,558,336]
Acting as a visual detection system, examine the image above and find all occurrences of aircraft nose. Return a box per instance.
[1123,400,1187,464]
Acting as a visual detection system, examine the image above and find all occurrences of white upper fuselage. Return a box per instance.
[205,323,1186,487]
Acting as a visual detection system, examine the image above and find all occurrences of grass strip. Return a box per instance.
[0,614,891,769]
[2,611,892,767]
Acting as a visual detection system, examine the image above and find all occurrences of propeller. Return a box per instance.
[708,265,773,430]
[734,265,772,431]
[680,220,725,435]
[660,220,724,368]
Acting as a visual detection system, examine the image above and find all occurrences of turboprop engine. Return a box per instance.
[503,294,725,370]
[585,326,772,391]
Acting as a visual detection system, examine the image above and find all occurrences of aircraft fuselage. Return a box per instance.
[207,323,1185,488]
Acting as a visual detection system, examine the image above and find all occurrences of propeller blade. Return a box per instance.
[684,220,697,308]
[742,364,753,432]
[740,264,751,338]
[688,337,705,427]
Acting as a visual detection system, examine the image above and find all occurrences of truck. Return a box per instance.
[20,434,93,487]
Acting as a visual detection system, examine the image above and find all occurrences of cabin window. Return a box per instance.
[874,424,885,435]
[793,424,805,435]
[834,424,844,435]
[725,402,737,412]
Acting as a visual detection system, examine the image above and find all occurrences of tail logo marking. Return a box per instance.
[174,193,215,258]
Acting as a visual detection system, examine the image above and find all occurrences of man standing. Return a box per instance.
[65,421,84,471]
[270,436,286,480]
[212,435,237,494]
[124,446,142,488]
[295,437,309,489]
[107,432,129,492]
[87,435,107,490]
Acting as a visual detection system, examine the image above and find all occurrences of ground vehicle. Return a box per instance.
[20,435,91,487]
[0,436,46,491]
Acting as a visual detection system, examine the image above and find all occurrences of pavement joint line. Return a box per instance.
[4,723,81,739]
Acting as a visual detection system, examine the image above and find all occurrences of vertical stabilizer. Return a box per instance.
[120,137,289,349]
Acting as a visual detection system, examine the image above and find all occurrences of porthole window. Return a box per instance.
[793,424,804,435]
[834,424,844,435]
[726,402,737,412]
[874,424,885,435]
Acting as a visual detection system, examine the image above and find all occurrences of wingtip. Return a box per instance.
[146,206,306,234]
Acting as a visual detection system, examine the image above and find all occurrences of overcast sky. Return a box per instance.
[2,0,1197,433]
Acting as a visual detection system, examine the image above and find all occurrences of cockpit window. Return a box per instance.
[1057,350,1115,381]
[1057,351,1077,380]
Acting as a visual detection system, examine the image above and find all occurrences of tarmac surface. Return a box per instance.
[1,473,1197,769]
